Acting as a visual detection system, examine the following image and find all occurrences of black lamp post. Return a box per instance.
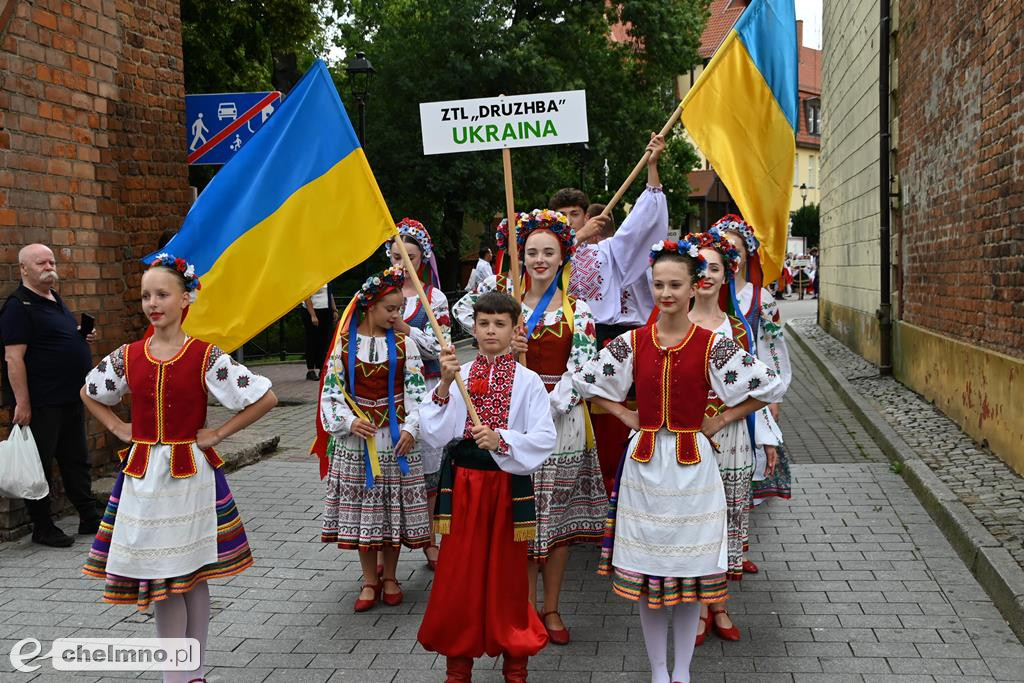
[800,182,808,207]
[345,51,375,145]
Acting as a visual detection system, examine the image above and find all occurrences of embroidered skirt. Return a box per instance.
[598,428,729,608]
[321,431,431,550]
[529,404,606,561]
[753,444,792,502]
[83,462,252,611]
[711,421,755,580]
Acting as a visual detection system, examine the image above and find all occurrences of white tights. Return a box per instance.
[154,581,210,683]
[638,601,702,683]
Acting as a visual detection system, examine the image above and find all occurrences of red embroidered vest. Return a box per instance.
[121,338,224,479]
[632,323,716,465]
[524,301,574,392]
[706,315,751,417]
[338,333,408,428]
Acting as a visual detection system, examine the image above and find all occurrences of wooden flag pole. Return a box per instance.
[600,104,683,218]
[501,147,522,301]
[501,147,529,365]
[392,235,482,427]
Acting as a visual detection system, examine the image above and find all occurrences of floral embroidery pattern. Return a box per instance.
[206,346,225,371]
[724,370,737,385]
[602,363,616,377]
[741,354,756,367]
[237,375,250,389]
[110,346,127,378]
[105,378,116,392]
[216,367,229,382]
[748,377,761,391]
[88,383,97,396]
[97,360,107,373]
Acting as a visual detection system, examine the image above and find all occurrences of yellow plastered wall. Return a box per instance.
[894,322,1024,475]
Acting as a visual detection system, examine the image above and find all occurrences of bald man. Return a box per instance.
[1,244,99,547]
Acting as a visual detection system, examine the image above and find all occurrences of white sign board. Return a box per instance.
[792,257,813,269]
[419,90,588,155]
[786,236,805,257]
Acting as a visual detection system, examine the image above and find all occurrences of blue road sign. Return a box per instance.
[185,91,282,165]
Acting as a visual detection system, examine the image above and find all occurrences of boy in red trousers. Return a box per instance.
[417,291,556,682]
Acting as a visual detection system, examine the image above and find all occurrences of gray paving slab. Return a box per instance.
[0,300,1021,681]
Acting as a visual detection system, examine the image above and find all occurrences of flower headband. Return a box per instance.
[496,209,576,264]
[695,227,742,277]
[649,235,709,280]
[355,266,405,308]
[710,214,759,254]
[150,253,200,292]
[387,218,434,259]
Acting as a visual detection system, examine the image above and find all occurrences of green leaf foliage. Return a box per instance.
[329,0,709,286]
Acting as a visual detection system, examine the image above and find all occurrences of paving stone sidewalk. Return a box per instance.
[1,305,1023,681]
[788,317,1024,575]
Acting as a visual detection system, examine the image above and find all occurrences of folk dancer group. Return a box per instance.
[76,132,793,683]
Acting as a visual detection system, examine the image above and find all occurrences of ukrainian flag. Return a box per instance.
[682,0,797,282]
[152,60,395,351]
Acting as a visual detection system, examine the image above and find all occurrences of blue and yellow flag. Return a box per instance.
[682,0,797,282]
[152,60,395,350]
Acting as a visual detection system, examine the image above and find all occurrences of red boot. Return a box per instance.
[502,655,528,683]
[445,656,473,682]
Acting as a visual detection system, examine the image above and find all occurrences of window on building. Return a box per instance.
[805,98,821,135]
[808,155,817,188]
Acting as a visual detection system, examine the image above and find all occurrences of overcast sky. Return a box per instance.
[795,0,823,49]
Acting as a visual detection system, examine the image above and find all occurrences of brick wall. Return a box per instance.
[895,0,1024,358]
[0,0,191,533]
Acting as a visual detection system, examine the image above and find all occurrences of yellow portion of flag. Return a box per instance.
[184,148,394,350]
[681,31,795,282]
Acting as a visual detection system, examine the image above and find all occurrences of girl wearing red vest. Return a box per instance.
[81,254,278,683]
[572,239,785,683]
[311,266,432,613]
[385,219,450,570]
[718,217,793,506]
[452,209,606,645]
[686,227,785,647]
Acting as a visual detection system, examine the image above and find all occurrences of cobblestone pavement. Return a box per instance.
[789,317,1024,574]
[1,305,1023,681]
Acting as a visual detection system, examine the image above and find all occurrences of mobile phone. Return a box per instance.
[79,313,95,338]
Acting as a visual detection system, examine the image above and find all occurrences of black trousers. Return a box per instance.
[303,308,334,371]
[24,401,98,527]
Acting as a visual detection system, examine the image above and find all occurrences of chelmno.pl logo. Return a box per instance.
[9,637,199,673]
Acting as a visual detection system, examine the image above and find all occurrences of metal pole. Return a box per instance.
[356,95,366,146]
[878,0,893,376]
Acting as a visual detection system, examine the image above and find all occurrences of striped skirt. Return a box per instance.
[598,449,729,608]
[528,406,607,562]
[82,470,252,610]
[321,432,431,551]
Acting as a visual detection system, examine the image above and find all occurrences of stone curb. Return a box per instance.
[786,319,1024,641]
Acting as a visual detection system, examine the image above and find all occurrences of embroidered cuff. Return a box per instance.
[431,390,451,407]
[495,434,511,457]
[646,184,664,194]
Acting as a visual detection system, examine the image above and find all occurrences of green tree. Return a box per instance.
[329,0,710,286]
[181,0,328,94]
[790,202,820,248]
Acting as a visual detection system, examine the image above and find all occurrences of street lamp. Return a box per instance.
[800,182,808,207]
[345,51,375,145]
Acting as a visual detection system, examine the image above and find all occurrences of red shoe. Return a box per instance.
[710,607,741,641]
[541,609,570,645]
[502,655,528,683]
[354,582,380,612]
[381,577,404,606]
[424,545,439,571]
[742,559,758,574]
[445,656,473,682]
[695,610,711,647]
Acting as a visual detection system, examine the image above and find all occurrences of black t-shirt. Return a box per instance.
[0,285,93,407]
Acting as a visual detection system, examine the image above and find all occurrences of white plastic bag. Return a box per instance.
[0,425,49,500]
